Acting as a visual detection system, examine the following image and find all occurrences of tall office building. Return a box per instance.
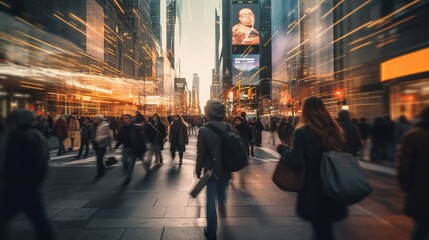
[192,73,200,107]
[166,0,176,69]
[150,0,161,44]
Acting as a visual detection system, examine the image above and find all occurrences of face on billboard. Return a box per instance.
[232,4,259,45]
[232,54,260,85]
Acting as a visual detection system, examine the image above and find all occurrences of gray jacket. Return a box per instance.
[94,121,111,148]
[196,120,231,181]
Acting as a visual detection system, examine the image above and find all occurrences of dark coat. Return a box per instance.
[397,122,429,220]
[282,125,348,222]
[169,121,189,151]
[338,120,362,156]
[196,120,231,181]
[145,120,167,149]
[54,118,68,138]
[1,127,49,190]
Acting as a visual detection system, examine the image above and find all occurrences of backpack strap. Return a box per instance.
[205,123,223,137]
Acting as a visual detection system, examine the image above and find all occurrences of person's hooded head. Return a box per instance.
[338,110,351,122]
[204,100,226,121]
[6,109,36,130]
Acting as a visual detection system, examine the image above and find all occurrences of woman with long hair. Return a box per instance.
[280,96,348,240]
[169,114,189,166]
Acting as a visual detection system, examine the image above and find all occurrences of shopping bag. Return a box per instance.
[272,156,305,192]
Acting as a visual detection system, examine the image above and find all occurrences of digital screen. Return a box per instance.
[232,54,260,85]
[231,3,260,46]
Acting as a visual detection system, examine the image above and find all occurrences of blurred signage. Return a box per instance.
[381,47,429,82]
[174,78,187,91]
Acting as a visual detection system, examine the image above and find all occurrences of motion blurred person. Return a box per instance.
[35,116,50,139]
[92,115,110,179]
[115,114,138,184]
[146,113,167,168]
[279,97,348,240]
[255,117,263,146]
[169,114,189,166]
[75,117,93,159]
[233,116,252,156]
[357,117,371,161]
[397,106,429,240]
[0,110,54,240]
[269,118,278,146]
[337,110,362,156]
[54,115,68,156]
[196,100,231,240]
[68,115,80,151]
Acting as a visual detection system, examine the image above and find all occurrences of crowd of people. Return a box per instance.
[0,98,428,240]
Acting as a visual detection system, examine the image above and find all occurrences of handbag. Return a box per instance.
[320,151,372,205]
[272,156,305,192]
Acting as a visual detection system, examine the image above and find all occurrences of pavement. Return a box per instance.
[5,131,414,240]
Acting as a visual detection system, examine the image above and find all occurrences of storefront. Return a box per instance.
[381,47,429,121]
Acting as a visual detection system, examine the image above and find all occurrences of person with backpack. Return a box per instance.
[278,96,348,240]
[196,100,231,240]
[169,114,189,166]
[397,106,429,240]
[0,110,54,240]
[232,116,253,156]
[34,116,50,139]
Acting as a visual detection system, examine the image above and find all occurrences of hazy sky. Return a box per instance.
[162,0,221,113]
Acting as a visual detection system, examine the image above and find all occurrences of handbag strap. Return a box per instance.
[148,122,161,135]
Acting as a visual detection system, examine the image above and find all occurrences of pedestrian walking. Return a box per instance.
[75,117,93,159]
[232,116,253,156]
[169,114,189,166]
[279,96,348,240]
[357,117,371,160]
[337,110,362,156]
[196,100,231,240]
[54,115,68,156]
[269,118,278,145]
[115,114,146,184]
[255,117,263,146]
[397,106,429,240]
[92,115,110,179]
[145,113,167,168]
[0,109,54,240]
[370,117,385,162]
[68,115,80,151]
[35,116,50,139]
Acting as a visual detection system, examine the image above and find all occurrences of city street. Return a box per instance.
[6,131,413,240]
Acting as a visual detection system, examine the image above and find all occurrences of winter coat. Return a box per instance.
[281,125,348,222]
[169,121,189,151]
[35,121,50,139]
[94,121,110,148]
[338,120,362,156]
[68,119,80,139]
[54,118,68,138]
[196,120,231,181]
[145,120,167,149]
[397,121,429,220]
[1,127,49,190]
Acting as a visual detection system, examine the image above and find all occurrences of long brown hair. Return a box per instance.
[299,96,344,151]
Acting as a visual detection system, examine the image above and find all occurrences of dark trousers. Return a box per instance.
[95,147,106,174]
[0,190,54,240]
[206,180,228,239]
[76,139,90,158]
[311,221,334,240]
[171,149,184,161]
[57,136,66,155]
[413,219,429,240]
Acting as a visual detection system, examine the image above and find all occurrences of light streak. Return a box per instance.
[350,41,372,52]
[317,0,372,38]
[367,0,421,27]
[53,13,86,36]
[113,0,125,14]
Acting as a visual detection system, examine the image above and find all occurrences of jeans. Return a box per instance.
[122,147,136,178]
[206,180,228,238]
[95,147,106,174]
[76,139,90,158]
[413,219,429,240]
[57,136,66,155]
[311,221,334,240]
[0,190,54,240]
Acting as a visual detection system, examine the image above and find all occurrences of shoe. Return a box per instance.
[74,155,80,159]
[179,161,183,166]
[124,177,131,184]
[204,227,216,240]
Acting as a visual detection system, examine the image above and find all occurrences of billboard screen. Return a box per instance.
[232,54,260,85]
[231,3,260,46]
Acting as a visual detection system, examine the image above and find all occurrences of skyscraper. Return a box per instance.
[193,73,200,107]
[151,0,161,44]
[166,0,176,69]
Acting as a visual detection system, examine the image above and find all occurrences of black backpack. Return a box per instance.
[205,123,248,172]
